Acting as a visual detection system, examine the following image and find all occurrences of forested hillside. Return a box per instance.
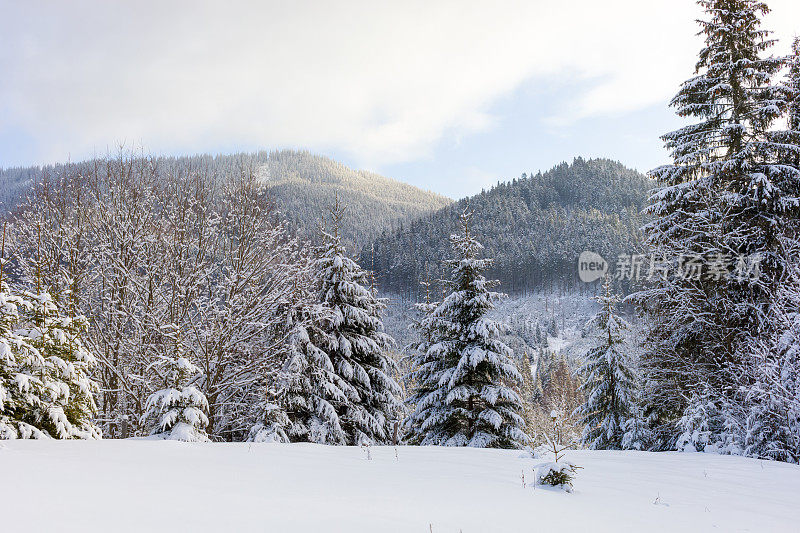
[0,166,38,211]
[365,158,652,297]
[0,150,451,251]
[261,150,452,251]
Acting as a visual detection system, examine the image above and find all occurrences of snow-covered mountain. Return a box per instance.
[259,150,451,252]
[0,150,452,253]
[366,157,651,299]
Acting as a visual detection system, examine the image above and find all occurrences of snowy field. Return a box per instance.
[1,442,799,532]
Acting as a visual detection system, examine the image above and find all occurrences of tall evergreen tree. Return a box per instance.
[315,198,403,445]
[403,274,443,444]
[404,209,529,448]
[0,283,51,439]
[248,279,348,444]
[739,36,800,463]
[576,279,636,450]
[638,0,798,445]
[744,275,800,462]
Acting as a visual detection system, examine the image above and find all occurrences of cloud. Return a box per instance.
[1,0,798,169]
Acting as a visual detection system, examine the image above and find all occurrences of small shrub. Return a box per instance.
[534,461,581,492]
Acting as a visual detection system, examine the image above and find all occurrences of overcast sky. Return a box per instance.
[1,0,798,198]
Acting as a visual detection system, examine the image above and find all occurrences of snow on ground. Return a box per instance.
[1,441,798,532]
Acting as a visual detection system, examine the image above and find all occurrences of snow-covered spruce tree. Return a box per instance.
[742,236,800,462]
[0,282,49,439]
[675,385,743,454]
[403,274,444,444]
[404,209,529,448]
[144,354,210,442]
[1,281,101,439]
[575,278,636,450]
[772,37,800,170]
[315,197,403,445]
[248,277,348,444]
[637,0,797,447]
[19,291,101,439]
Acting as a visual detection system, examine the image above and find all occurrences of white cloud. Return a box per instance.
[1,0,798,168]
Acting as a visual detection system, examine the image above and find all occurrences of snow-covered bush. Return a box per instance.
[533,410,582,492]
[533,461,580,493]
[144,357,209,442]
[676,389,742,455]
[247,402,291,443]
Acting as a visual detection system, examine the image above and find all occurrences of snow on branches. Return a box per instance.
[404,209,529,448]
[144,355,210,442]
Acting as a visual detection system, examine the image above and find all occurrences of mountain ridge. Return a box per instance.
[0,149,452,252]
[363,157,652,298]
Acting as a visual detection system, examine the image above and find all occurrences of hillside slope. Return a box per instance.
[1,441,797,532]
[366,158,651,297]
[260,150,451,251]
[0,150,451,252]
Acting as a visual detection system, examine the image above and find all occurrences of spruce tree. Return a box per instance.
[576,279,636,450]
[404,209,529,448]
[21,291,102,439]
[249,282,348,444]
[316,198,403,445]
[403,275,443,444]
[144,354,210,442]
[743,238,800,462]
[1,283,101,439]
[638,0,797,445]
[0,283,50,439]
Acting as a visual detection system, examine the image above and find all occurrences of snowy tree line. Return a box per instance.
[0,153,413,443]
[0,157,534,448]
[2,155,317,440]
[0,156,522,447]
[401,0,800,462]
